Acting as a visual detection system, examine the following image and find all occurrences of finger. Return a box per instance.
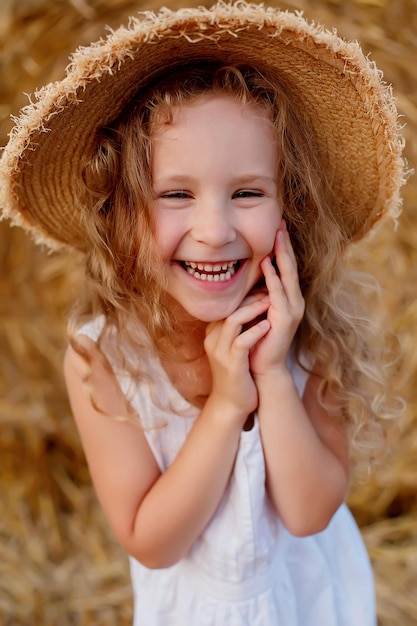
[205,293,269,335]
[206,297,271,354]
[234,318,271,351]
[273,228,303,305]
[238,289,270,309]
[261,242,303,320]
[225,297,270,336]
[260,254,285,302]
[280,219,298,265]
[204,320,223,353]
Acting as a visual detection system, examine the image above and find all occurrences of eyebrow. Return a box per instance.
[153,175,277,186]
[233,175,277,186]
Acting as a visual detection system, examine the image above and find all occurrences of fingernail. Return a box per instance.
[258,319,270,332]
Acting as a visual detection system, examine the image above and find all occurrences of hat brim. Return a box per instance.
[0,2,405,250]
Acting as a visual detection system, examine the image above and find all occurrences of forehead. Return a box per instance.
[150,95,279,181]
[151,93,275,141]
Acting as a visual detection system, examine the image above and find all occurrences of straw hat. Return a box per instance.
[0,1,406,251]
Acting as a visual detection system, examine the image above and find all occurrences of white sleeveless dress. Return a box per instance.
[79,319,376,626]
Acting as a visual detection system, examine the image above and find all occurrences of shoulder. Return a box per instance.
[66,313,142,381]
[63,335,128,428]
[64,333,96,378]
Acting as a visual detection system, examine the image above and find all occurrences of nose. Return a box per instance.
[190,198,236,248]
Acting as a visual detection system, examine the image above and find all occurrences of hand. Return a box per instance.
[250,219,305,379]
[204,294,271,420]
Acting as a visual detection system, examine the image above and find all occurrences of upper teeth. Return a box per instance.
[183,260,238,281]
[185,261,236,271]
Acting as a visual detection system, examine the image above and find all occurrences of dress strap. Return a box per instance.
[76,315,105,343]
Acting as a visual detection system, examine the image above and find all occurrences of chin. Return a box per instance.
[185,304,235,323]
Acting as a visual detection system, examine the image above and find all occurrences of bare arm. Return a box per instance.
[256,367,349,536]
[250,221,349,536]
[64,296,270,569]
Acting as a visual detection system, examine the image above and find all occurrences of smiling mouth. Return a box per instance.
[180,260,241,282]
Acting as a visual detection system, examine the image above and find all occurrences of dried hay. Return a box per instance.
[1,0,416,624]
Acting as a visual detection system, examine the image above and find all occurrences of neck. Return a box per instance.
[160,296,208,359]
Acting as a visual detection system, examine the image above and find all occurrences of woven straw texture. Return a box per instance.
[0,1,406,251]
[1,1,416,625]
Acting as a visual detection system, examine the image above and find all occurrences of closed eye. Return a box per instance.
[233,190,264,199]
[160,191,191,199]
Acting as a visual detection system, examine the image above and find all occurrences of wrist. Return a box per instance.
[203,393,254,430]
[253,364,294,392]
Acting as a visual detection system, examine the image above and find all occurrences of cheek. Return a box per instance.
[153,214,179,260]
[250,210,281,255]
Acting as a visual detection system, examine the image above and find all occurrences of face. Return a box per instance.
[150,94,283,323]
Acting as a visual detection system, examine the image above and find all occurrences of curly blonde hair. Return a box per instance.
[68,63,404,473]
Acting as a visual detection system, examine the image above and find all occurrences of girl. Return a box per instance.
[0,3,407,625]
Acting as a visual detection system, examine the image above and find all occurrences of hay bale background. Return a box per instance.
[1,0,416,624]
